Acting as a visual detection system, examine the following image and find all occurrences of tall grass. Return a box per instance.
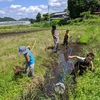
[0,29,54,99]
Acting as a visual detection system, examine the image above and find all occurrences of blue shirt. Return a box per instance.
[24,49,35,65]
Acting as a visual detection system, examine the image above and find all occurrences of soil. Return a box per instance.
[0,29,48,38]
[41,43,82,100]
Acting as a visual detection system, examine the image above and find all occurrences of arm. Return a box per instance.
[91,62,94,72]
[68,55,77,59]
[22,54,30,67]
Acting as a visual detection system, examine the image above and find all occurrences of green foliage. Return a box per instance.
[68,0,88,18]
[78,34,90,44]
[33,23,43,27]
[58,19,68,26]
[29,18,36,24]
[72,25,100,100]
[0,15,100,100]
[80,11,91,19]
[64,8,70,13]
[51,19,60,25]
[88,0,99,13]
[36,12,42,22]
[42,22,51,28]
[0,27,52,100]
[74,18,83,22]
[68,0,98,18]
[43,13,49,21]
[32,22,51,28]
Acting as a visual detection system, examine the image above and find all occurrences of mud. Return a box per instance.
[23,42,82,100]
[42,43,82,99]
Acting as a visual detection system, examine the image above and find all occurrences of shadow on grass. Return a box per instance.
[47,46,54,50]
[12,74,24,82]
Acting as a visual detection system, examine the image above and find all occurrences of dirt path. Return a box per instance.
[0,29,48,38]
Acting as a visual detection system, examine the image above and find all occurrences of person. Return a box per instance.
[18,46,35,78]
[63,30,69,45]
[68,53,94,80]
[51,25,59,52]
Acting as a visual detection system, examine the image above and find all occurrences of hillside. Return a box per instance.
[0,17,16,22]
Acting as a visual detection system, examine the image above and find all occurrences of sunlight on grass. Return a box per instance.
[0,17,100,99]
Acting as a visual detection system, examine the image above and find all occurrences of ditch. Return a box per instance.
[24,43,82,100]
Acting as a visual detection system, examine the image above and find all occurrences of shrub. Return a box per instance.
[78,35,90,44]
[80,11,91,19]
[42,22,51,28]
[58,19,68,26]
[50,19,60,26]
[74,18,83,23]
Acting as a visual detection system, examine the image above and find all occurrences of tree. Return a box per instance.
[29,18,36,24]
[43,13,49,21]
[68,0,98,18]
[88,0,99,13]
[64,8,69,12]
[36,12,41,22]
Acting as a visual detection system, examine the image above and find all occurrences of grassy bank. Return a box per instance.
[0,15,100,100]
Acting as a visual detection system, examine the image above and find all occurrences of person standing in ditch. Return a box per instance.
[63,30,69,46]
[18,46,35,78]
[68,53,94,81]
[51,25,59,52]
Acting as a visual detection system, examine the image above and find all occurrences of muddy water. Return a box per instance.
[44,48,75,99]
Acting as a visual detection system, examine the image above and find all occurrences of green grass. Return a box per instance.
[0,15,100,100]
[0,25,47,34]
[78,34,90,44]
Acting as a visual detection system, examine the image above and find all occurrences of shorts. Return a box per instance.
[54,37,59,44]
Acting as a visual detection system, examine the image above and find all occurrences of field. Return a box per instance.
[0,15,100,100]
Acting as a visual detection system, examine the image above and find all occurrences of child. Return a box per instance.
[68,53,94,80]
[51,25,59,52]
[63,30,69,45]
[18,46,35,78]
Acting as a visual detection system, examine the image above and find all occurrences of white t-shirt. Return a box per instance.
[76,56,93,65]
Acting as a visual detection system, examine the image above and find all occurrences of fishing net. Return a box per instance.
[66,59,74,74]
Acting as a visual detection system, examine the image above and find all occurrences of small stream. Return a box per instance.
[43,48,75,99]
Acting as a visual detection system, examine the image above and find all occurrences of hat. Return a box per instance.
[18,46,28,54]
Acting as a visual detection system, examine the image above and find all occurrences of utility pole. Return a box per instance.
[66,0,68,9]
[48,2,50,23]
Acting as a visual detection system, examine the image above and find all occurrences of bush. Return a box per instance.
[58,19,68,26]
[80,11,91,19]
[74,18,83,23]
[50,19,60,26]
[78,35,90,44]
[42,22,51,28]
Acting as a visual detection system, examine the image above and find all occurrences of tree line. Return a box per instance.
[30,0,99,23]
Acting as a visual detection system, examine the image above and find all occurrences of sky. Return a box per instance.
[0,0,68,20]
